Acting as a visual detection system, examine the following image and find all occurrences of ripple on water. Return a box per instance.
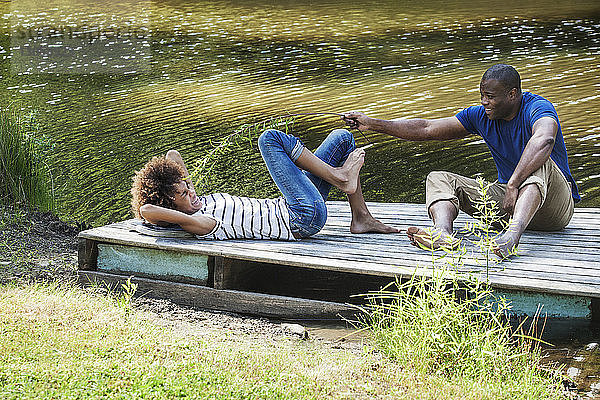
[0,0,599,224]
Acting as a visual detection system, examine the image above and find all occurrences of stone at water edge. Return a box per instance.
[566,367,580,378]
[585,343,598,351]
[281,323,308,340]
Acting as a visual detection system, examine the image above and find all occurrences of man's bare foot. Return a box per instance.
[493,232,519,259]
[336,148,365,195]
[350,215,400,234]
[406,226,459,250]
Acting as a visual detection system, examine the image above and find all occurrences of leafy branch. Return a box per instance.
[461,176,513,278]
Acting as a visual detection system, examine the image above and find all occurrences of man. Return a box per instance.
[342,64,579,258]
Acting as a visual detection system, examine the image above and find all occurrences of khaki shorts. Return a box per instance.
[425,158,574,231]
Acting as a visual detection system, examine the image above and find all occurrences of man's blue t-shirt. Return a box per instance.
[455,92,580,202]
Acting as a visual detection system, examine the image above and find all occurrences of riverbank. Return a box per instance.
[0,206,589,399]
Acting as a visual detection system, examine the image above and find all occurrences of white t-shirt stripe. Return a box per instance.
[194,193,296,241]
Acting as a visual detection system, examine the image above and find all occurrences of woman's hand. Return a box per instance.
[166,150,195,192]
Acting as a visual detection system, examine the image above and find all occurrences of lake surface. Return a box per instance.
[2,1,599,395]
[0,0,599,225]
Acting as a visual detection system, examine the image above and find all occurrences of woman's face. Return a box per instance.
[172,180,202,214]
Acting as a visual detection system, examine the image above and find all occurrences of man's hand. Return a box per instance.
[501,117,558,216]
[502,184,519,215]
[341,111,371,131]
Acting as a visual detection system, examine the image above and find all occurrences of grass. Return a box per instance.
[0,281,567,400]
[0,283,392,399]
[359,275,562,399]
[356,177,564,399]
[0,107,55,211]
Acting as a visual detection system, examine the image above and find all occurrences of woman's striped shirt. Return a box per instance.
[193,193,296,241]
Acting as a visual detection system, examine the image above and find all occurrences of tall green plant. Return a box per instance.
[462,176,515,275]
[357,179,561,397]
[0,107,54,211]
[188,112,372,191]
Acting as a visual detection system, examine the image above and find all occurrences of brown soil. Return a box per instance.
[0,206,80,284]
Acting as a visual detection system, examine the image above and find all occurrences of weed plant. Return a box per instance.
[359,179,562,397]
[115,276,138,314]
[461,176,515,275]
[189,114,296,191]
[189,112,368,192]
[0,107,54,211]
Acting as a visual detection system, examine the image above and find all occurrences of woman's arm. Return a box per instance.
[165,150,195,192]
[139,204,216,235]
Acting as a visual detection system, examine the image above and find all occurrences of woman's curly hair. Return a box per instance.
[131,156,185,218]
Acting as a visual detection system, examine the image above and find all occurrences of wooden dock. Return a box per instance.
[78,202,600,320]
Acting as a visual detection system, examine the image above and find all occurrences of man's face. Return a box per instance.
[479,79,518,121]
[172,180,202,214]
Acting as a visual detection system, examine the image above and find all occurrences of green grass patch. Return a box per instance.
[0,282,565,399]
[359,274,563,399]
[0,284,319,399]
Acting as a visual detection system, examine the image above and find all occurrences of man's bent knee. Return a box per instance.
[519,177,546,205]
[426,170,452,185]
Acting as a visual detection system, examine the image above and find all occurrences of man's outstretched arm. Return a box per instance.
[341,112,469,141]
[502,116,558,214]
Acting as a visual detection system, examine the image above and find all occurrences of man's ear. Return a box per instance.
[509,87,518,100]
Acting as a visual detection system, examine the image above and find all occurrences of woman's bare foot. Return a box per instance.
[335,148,365,195]
[350,215,400,234]
[406,226,459,250]
[493,231,519,259]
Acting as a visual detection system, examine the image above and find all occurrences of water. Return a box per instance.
[1,0,599,394]
[0,0,598,226]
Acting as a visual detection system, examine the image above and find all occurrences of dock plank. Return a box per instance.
[78,202,600,300]
[85,220,600,276]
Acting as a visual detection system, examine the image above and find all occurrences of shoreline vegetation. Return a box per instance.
[0,111,573,399]
[0,107,55,212]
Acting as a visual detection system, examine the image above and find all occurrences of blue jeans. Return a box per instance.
[258,129,356,238]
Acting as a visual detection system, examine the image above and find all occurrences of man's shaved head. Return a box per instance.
[481,64,521,94]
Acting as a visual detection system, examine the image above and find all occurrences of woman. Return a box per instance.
[131,128,398,240]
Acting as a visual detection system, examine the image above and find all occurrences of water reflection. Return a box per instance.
[0,0,598,225]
